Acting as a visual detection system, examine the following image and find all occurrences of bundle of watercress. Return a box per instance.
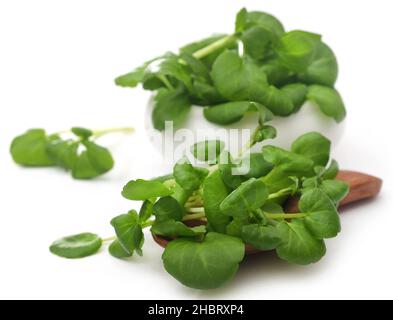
[10,127,133,179]
[50,131,349,290]
[116,8,346,131]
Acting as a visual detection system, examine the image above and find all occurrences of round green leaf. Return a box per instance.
[153,196,184,222]
[203,101,253,125]
[109,239,133,259]
[50,233,102,259]
[291,132,331,167]
[220,178,268,218]
[162,233,245,289]
[242,224,282,250]
[122,179,172,201]
[300,188,341,239]
[10,129,55,167]
[307,85,346,123]
[203,171,231,233]
[276,220,326,265]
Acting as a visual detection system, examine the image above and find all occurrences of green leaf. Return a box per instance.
[110,210,144,256]
[241,224,282,250]
[253,85,295,116]
[276,220,326,265]
[323,160,339,180]
[241,26,273,60]
[253,125,277,143]
[300,188,341,239]
[50,233,102,259]
[162,232,245,289]
[151,220,206,238]
[153,196,184,222]
[10,129,56,167]
[320,180,349,204]
[170,184,193,207]
[139,200,154,222]
[299,41,338,87]
[152,87,191,131]
[291,132,331,167]
[236,8,285,38]
[307,85,346,122]
[235,8,248,33]
[261,59,293,87]
[71,127,93,139]
[46,140,78,170]
[122,179,172,201]
[225,218,249,238]
[281,83,308,112]
[191,140,225,163]
[237,153,274,179]
[211,50,268,102]
[276,30,319,73]
[262,145,315,175]
[173,158,209,192]
[71,141,114,180]
[159,54,192,90]
[109,239,133,259]
[203,171,231,233]
[218,151,243,190]
[203,101,254,125]
[220,178,268,218]
[115,63,150,88]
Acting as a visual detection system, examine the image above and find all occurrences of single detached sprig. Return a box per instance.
[10,126,134,179]
[50,131,349,290]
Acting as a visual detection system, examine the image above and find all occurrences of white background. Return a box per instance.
[0,0,392,300]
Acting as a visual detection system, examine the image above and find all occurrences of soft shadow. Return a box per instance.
[173,251,326,299]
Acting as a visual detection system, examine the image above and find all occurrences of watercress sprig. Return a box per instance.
[50,131,349,290]
[10,126,134,179]
[116,8,346,132]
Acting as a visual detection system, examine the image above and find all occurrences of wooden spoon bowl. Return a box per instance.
[152,171,382,255]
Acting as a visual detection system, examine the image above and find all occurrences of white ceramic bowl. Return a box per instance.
[145,100,346,164]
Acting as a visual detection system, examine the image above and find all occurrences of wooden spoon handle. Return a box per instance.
[285,170,383,213]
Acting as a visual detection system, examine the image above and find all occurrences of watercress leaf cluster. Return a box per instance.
[50,131,349,290]
[116,8,346,131]
[10,127,117,179]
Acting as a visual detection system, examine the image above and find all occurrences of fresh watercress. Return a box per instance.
[51,131,349,290]
[10,127,133,179]
[116,8,346,132]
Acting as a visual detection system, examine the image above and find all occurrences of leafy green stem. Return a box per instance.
[193,34,238,60]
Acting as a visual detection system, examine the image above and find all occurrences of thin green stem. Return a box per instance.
[93,127,134,139]
[158,74,175,90]
[102,236,116,243]
[193,35,237,60]
[267,188,293,200]
[265,213,307,220]
[141,220,154,228]
[186,207,205,213]
[182,212,206,222]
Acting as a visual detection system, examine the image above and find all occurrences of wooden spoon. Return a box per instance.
[153,171,383,255]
